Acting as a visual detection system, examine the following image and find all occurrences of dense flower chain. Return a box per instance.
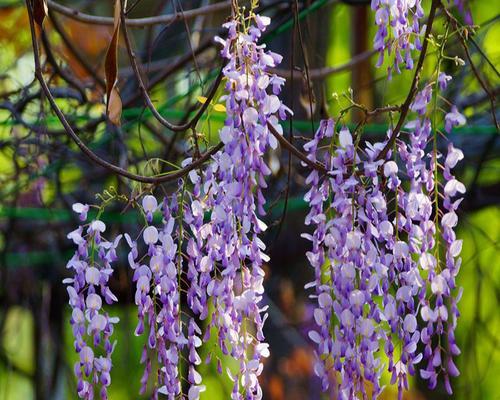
[184,13,288,399]
[65,205,121,400]
[64,6,469,400]
[371,0,425,75]
[303,79,466,397]
[65,13,286,400]
[372,0,473,76]
[123,194,198,399]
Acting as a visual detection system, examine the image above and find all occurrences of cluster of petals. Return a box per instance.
[63,6,470,400]
[303,101,465,398]
[182,13,289,399]
[65,208,120,400]
[371,0,425,75]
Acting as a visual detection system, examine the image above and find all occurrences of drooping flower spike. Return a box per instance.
[64,5,467,400]
[372,0,425,75]
[65,212,121,400]
[303,84,466,398]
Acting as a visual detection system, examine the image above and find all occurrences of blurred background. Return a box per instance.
[0,0,498,399]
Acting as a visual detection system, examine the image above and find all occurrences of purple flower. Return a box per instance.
[438,73,452,91]
[72,203,89,221]
[372,0,425,74]
[65,215,120,399]
[445,106,466,133]
[142,195,157,223]
[304,114,464,398]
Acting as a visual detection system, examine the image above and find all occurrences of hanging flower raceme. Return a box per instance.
[124,193,199,399]
[304,122,388,398]
[371,0,425,75]
[303,100,465,397]
[65,206,121,400]
[183,12,289,399]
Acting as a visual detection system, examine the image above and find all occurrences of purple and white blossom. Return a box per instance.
[372,0,425,75]
[62,5,468,400]
[304,112,464,397]
[65,212,120,400]
[187,13,288,398]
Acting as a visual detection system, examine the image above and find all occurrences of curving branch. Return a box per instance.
[26,0,223,185]
[267,122,328,174]
[441,5,499,130]
[47,0,232,27]
[120,8,225,132]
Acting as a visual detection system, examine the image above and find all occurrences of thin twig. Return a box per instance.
[271,49,376,80]
[47,0,232,27]
[267,122,327,174]
[26,0,223,185]
[120,7,225,132]
[442,5,499,130]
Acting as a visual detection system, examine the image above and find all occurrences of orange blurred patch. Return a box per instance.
[0,6,30,53]
[55,16,113,81]
[268,375,285,400]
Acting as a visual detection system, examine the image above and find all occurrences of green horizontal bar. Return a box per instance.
[1,106,496,135]
[0,195,310,268]
[0,206,139,224]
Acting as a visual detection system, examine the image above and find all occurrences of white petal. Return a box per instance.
[220,126,233,144]
[143,226,159,244]
[308,330,322,344]
[339,127,353,148]
[242,107,258,126]
[383,161,398,177]
[90,220,106,233]
[72,203,88,213]
[142,195,158,213]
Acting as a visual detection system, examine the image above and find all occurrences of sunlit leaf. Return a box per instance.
[197,96,208,104]
[213,104,226,112]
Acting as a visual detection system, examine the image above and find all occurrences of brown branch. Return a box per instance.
[442,5,499,130]
[26,0,223,185]
[376,0,440,161]
[120,8,224,132]
[267,122,328,174]
[271,49,377,80]
[47,0,231,27]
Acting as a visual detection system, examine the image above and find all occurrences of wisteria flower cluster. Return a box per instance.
[180,11,289,398]
[65,11,287,400]
[371,0,425,75]
[303,81,466,398]
[65,205,121,400]
[63,4,469,400]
